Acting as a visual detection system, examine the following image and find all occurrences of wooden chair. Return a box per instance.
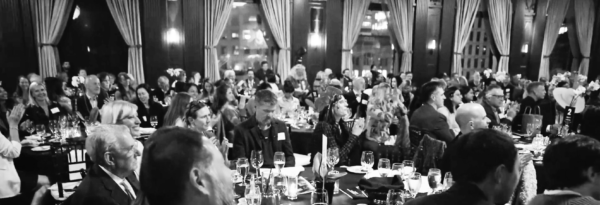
[50,139,88,201]
[412,134,447,174]
[408,126,424,158]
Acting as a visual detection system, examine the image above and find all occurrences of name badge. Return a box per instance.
[51,108,60,114]
[361,99,368,105]
[227,143,233,148]
[143,116,147,122]
[277,132,286,141]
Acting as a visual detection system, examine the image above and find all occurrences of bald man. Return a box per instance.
[455,103,491,136]
[78,75,108,119]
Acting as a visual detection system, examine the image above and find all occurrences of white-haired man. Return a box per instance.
[77,75,108,120]
[344,77,369,118]
[68,124,142,205]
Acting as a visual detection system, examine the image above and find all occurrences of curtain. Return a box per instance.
[106,0,144,83]
[30,0,74,78]
[538,0,569,80]
[574,0,595,76]
[261,0,292,80]
[342,0,370,72]
[487,0,512,73]
[204,0,233,81]
[452,0,481,75]
[386,0,414,73]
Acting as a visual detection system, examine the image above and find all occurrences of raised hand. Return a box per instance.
[351,118,366,136]
[8,104,26,126]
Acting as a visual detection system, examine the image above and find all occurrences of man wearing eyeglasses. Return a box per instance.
[482,84,518,128]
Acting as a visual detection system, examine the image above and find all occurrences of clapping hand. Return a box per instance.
[351,118,366,136]
[8,104,26,126]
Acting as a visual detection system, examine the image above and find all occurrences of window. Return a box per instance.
[461,12,495,77]
[217,1,275,72]
[352,10,395,77]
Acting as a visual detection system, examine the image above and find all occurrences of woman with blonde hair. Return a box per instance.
[365,83,409,152]
[19,82,67,137]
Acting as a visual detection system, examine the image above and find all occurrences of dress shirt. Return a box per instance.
[0,133,21,198]
[99,165,137,199]
[87,94,98,108]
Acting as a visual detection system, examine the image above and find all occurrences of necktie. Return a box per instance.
[120,181,135,202]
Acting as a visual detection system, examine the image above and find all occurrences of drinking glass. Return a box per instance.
[274,152,286,173]
[401,160,415,180]
[36,124,46,137]
[391,163,403,177]
[244,185,262,205]
[311,189,329,205]
[407,172,422,198]
[526,123,533,136]
[286,175,298,200]
[386,189,405,205]
[150,116,158,128]
[230,161,241,198]
[378,158,391,177]
[360,151,374,172]
[444,172,454,191]
[427,168,442,195]
[251,150,264,176]
[327,147,339,171]
[273,174,287,195]
[49,120,58,135]
[25,122,35,136]
[237,158,250,187]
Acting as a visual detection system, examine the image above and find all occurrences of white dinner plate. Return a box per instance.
[31,146,50,152]
[345,166,369,174]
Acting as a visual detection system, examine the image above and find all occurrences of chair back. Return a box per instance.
[408,126,423,157]
[50,138,88,199]
[412,134,447,174]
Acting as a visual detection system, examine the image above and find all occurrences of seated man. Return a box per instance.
[140,127,234,205]
[245,83,271,117]
[407,129,521,205]
[481,84,517,127]
[343,77,369,118]
[409,81,455,143]
[68,124,142,205]
[512,82,545,132]
[529,135,600,205]
[232,90,295,167]
[454,103,491,137]
[77,75,108,120]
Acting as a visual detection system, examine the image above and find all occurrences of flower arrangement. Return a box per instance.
[71,76,85,87]
[483,68,493,78]
[588,81,600,92]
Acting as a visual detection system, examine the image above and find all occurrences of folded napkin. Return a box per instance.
[358,175,405,193]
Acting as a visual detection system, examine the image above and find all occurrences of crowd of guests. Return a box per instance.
[0,62,600,205]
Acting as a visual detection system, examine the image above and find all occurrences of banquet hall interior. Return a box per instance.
[1,0,600,204]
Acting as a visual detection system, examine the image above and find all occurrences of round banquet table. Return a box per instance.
[14,146,68,183]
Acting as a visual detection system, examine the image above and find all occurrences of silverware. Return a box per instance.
[340,189,353,199]
[356,186,368,197]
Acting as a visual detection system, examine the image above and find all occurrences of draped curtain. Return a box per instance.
[574,0,595,76]
[30,0,74,78]
[452,0,481,75]
[538,0,569,80]
[261,0,292,80]
[386,0,414,73]
[487,0,512,73]
[106,0,144,83]
[341,0,370,72]
[204,0,233,81]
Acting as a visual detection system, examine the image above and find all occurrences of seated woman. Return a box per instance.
[364,83,410,155]
[44,77,72,112]
[163,93,192,127]
[13,76,30,105]
[19,82,67,139]
[279,81,300,117]
[0,104,50,204]
[460,85,474,103]
[312,95,365,165]
[185,83,200,101]
[133,84,164,128]
[199,79,215,106]
[212,83,241,143]
[438,86,462,136]
[185,100,229,159]
[114,72,136,102]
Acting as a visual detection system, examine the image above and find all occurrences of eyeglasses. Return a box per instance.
[491,95,505,99]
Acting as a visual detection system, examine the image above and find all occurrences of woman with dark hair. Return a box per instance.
[279,81,300,116]
[266,73,282,92]
[44,77,72,112]
[459,85,474,103]
[438,86,462,136]
[212,83,241,142]
[115,72,136,102]
[312,94,366,165]
[199,79,215,105]
[163,93,192,127]
[185,83,200,100]
[13,76,30,105]
[185,100,229,158]
[134,84,164,128]
[0,86,15,136]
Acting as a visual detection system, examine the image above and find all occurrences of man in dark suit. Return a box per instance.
[68,124,143,205]
[255,61,274,83]
[512,82,545,132]
[343,78,368,118]
[152,76,171,106]
[77,75,107,120]
[481,84,517,128]
[232,90,295,168]
[410,81,455,143]
[406,130,521,205]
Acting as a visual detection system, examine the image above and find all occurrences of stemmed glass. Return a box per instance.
[360,151,374,172]
[444,172,454,191]
[427,168,442,195]
[401,160,415,180]
[24,121,35,136]
[49,120,58,137]
[237,158,250,187]
[36,124,46,137]
[327,147,339,172]
[150,116,158,128]
[230,160,241,199]
[407,172,422,198]
[274,152,286,174]
[391,163,403,177]
[378,158,391,177]
[250,150,264,176]
[526,123,534,136]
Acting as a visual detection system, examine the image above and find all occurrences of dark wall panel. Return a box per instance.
[325,0,343,75]
[438,0,456,76]
[589,5,600,81]
[508,0,525,75]
[412,0,430,85]
[291,0,311,82]
[141,0,168,87]
[183,0,204,77]
[527,0,548,80]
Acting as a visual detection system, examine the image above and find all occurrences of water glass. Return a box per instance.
[401,160,415,180]
[391,163,403,177]
[244,185,262,205]
[327,147,339,170]
[407,172,422,198]
[386,189,406,205]
[427,168,442,194]
[237,158,250,187]
[526,123,534,136]
[311,189,329,205]
[444,172,454,191]
[272,174,287,195]
[274,152,286,173]
[361,151,374,171]
[286,175,298,200]
[378,158,391,177]
[251,150,264,175]
[150,116,158,128]
[36,124,46,137]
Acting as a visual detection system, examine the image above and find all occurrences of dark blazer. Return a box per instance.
[232,117,295,168]
[134,101,164,128]
[68,165,142,205]
[405,182,491,205]
[481,100,512,127]
[343,90,369,118]
[77,91,108,119]
[20,102,67,139]
[409,104,455,143]
[152,88,172,105]
[255,69,274,83]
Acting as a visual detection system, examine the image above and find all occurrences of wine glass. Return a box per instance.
[401,160,415,180]
[274,152,286,174]
[327,147,339,171]
[407,172,422,198]
[24,121,35,136]
[360,151,374,172]
[236,158,250,187]
[526,123,533,136]
[427,168,442,195]
[244,185,262,205]
[311,189,329,205]
[36,124,46,137]
[150,116,158,128]
[444,172,454,191]
[229,160,241,198]
[378,158,391,177]
[391,163,403,177]
[250,150,264,176]
[49,120,58,136]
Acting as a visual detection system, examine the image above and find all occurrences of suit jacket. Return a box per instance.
[343,90,369,118]
[255,69,274,83]
[405,182,491,205]
[231,117,295,167]
[68,165,142,205]
[20,102,67,140]
[152,88,171,104]
[77,91,108,119]
[481,100,512,127]
[134,101,164,128]
[409,104,455,143]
